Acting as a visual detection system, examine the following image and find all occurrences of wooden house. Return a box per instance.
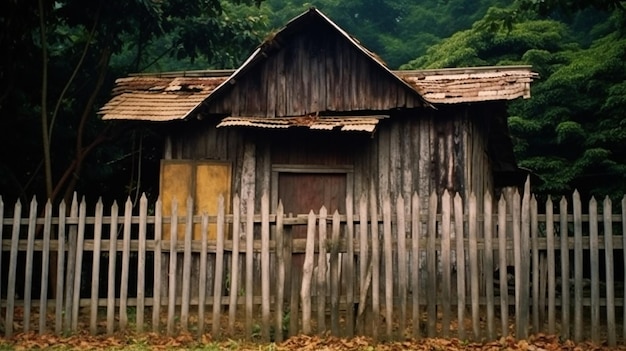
[99,8,538,237]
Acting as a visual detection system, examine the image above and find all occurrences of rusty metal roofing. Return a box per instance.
[99,76,226,121]
[217,115,387,132]
[397,66,539,104]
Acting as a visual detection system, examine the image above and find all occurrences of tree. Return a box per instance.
[402,6,626,198]
[0,0,267,205]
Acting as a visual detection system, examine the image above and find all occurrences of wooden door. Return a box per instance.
[278,172,347,236]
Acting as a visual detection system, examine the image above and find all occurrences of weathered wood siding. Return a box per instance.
[164,105,494,211]
[204,24,423,117]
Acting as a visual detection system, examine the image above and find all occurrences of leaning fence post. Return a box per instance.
[106,201,119,335]
[119,197,133,330]
[426,191,437,337]
[260,193,270,340]
[63,193,78,334]
[5,199,22,337]
[180,197,193,332]
[573,190,583,342]
[0,196,3,326]
[301,210,316,334]
[382,196,393,339]
[40,200,52,334]
[317,206,328,334]
[71,198,87,331]
[484,192,495,340]
[603,197,616,346]
[228,195,241,335]
[166,199,179,336]
[23,196,38,333]
[469,192,480,340]
[454,193,466,340]
[152,198,162,332]
[212,195,226,338]
[440,191,452,338]
[411,192,421,339]
[370,188,380,339]
[90,199,104,334]
[274,200,285,342]
[136,194,148,332]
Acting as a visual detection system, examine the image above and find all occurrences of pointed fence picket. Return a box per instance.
[1,185,626,346]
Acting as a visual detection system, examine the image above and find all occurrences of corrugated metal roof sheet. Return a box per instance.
[217,115,386,132]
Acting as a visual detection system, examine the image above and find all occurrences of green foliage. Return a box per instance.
[408,4,626,198]
[0,0,268,204]
[256,0,510,68]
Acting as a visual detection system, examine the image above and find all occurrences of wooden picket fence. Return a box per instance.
[1,183,625,345]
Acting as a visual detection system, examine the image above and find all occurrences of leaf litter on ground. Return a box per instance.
[1,332,625,350]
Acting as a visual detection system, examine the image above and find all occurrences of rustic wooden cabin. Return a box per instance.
[99,8,537,235]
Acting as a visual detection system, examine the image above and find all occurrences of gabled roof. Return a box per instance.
[99,66,537,121]
[98,7,538,122]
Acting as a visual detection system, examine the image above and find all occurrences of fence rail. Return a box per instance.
[1,182,625,345]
